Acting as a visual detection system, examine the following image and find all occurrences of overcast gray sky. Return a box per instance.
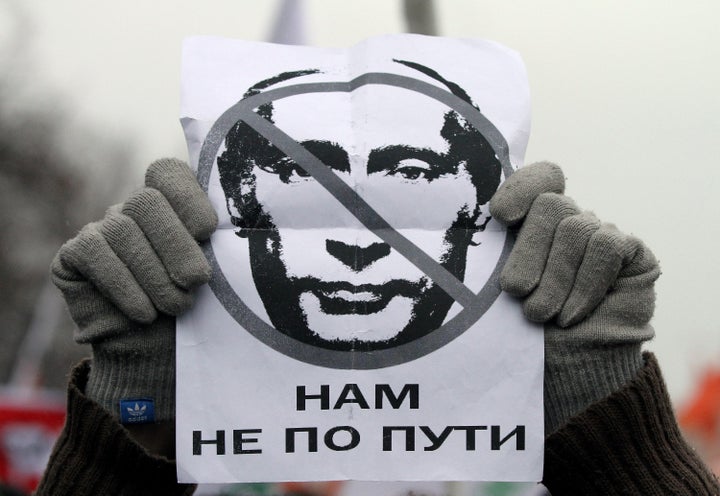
[6,0,720,403]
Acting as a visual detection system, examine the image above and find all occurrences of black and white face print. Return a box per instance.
[189,37,531,369]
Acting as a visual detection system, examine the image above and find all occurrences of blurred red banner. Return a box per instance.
[0,389,65,493]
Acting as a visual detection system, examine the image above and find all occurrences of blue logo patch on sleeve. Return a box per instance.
[119,399,155,424]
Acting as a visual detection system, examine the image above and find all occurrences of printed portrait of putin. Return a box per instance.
[216,60,503,353]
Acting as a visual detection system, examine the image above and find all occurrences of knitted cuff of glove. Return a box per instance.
[85,316,175,423]
[544,340,643,436]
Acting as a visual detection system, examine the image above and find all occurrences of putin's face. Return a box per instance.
[219,83,500,351]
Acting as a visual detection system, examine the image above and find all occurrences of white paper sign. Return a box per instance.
[177,34,542,483]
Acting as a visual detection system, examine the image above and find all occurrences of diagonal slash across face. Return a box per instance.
[197,72,515,369]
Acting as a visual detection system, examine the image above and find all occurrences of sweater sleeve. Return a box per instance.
[34,360,196,496]
[543,352,720,495]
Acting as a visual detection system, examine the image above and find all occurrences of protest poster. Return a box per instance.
[177,34,542,483]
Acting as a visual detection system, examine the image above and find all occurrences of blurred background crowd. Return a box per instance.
[0,1,718,494]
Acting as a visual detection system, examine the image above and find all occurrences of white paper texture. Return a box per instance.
[177,34,542,483]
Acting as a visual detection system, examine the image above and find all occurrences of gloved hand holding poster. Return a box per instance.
[177,34,542,483]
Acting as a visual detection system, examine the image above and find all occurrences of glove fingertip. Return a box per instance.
[499,264,537,297]
[490,162,565,225]
[556,304,589,328]
[156,290,195,317]
[129,304,158,325]
[50,250,75,282]
[523,294,560,323]
[145,158,191,187]
[168,250,213,290]
[145,158,217,240]
[191,255,213,287]
[192,208,219,241]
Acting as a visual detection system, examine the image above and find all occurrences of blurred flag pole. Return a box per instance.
[9,279,63,392]
[268,0,307,45]
[403,0,438,35]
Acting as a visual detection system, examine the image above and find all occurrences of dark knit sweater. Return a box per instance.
[35,354,719,495]
[543,353,719,495]
[34,361,195,496]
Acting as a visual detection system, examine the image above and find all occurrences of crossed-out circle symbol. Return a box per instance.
[197,72,514,369]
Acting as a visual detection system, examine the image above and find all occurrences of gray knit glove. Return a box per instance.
[51,158,217,423]
[490,162,661,435]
